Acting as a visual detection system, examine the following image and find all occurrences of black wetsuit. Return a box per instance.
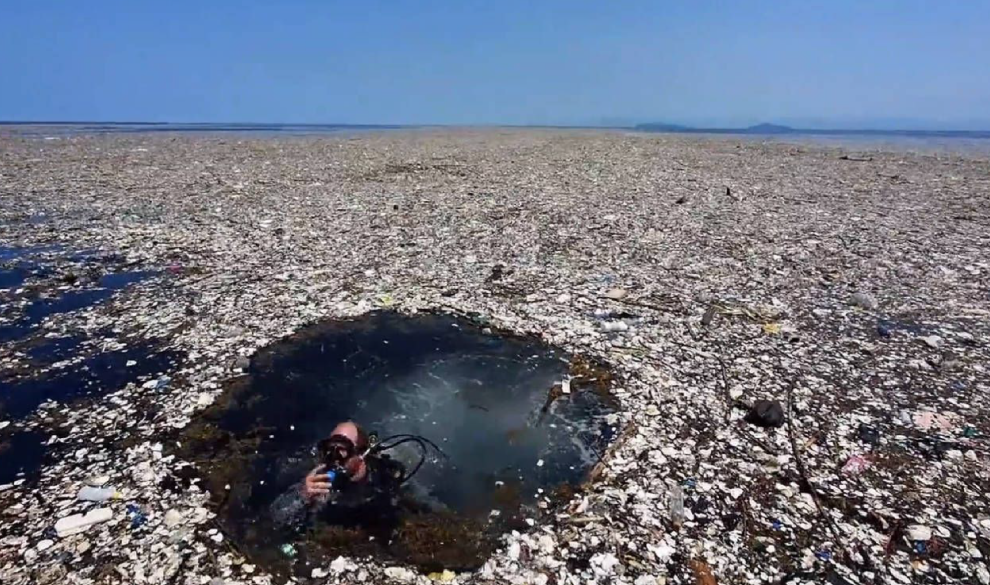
[270,454,405,532]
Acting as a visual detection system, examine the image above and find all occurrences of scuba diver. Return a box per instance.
[270,421,444,531]
[302,421,389,501]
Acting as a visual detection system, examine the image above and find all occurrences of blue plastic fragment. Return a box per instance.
[126,503,148,529]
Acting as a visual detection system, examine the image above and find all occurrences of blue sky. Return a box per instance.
[1,1,988,128]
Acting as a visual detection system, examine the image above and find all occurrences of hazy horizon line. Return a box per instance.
[2,119,990,134]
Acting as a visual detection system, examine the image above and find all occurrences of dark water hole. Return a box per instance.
[0,429,47,486]
[175,311,617,574]
[876,318,938,338]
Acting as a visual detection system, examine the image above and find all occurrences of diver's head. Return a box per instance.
[317,421,369,481]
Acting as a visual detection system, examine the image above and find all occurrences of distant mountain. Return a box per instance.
[741,123,795,134]
[635,121,797,134]
[633,121,990,138]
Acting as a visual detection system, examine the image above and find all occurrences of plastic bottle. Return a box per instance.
[669,485,685,528]
[77,486,121,502]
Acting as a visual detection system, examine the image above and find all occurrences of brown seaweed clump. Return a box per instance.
[391,512,494,572]
[569,355,614,395]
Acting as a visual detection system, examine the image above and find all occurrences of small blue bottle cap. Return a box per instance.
[326,470,337,482]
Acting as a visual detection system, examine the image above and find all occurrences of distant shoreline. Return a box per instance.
[635,122,990,140]
[1,121,989,141]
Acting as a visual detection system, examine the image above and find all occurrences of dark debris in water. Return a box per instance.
[174,311,618,574]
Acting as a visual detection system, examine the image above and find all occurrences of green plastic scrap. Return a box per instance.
[280,543,297,558]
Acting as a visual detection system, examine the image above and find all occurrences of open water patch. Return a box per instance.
[0,248,57,290]
[0,263,35,289]
[0,245,156,344]
[0,429,47,487]
[23,335,88,363]
[0,245,64,263]
[0,343,180,420]
[175,311,618,574]
[0,245,174,420]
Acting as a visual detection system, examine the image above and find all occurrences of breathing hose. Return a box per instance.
[368,433,447,484]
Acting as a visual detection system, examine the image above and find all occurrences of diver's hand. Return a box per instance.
[302,465,331,500]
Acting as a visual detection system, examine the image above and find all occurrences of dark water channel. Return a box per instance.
[0,245,156,344]
[0,245,175,487]
[176,311,617,574]
[0,429,46,485]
